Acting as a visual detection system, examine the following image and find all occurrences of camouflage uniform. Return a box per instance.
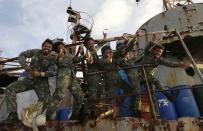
[86,51,102,100]
[138,42,181,91]
[46,50,85,117]
[98,57,126,106]
[5,49,57,113]
[114,38,140,112]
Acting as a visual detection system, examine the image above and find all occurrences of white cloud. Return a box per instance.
[92,0,135,37]
[0,0,203,57]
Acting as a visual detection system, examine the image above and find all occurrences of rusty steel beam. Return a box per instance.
[175,30,203,82]
[0,67,23,72]
[0,57,18,64]
[65,30,175,47]
[142,67,157,119]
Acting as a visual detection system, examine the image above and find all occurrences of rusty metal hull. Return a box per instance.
[0,117,202,131]
[136,3,203,87]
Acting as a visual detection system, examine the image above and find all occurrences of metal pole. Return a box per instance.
[86,64,154,75]
[175,30,203,82]
[0,57,18,64]
[142,66,157,119]
[65,30,174,47]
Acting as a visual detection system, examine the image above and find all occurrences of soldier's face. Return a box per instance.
[120,48,127,56]
[57,44,66,54]
[42,42,53,55]
[153,48,163,58]
[104,49,113,59]
[87,40,95,50]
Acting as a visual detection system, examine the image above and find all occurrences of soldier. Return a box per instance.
[84,37,102,100]
[138,41,190,101]
[99,45,130,117]
[113,35,140,115]
[46,41,86,121]
[4,39,57,122]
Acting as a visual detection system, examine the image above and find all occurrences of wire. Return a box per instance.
[80,11,94,31]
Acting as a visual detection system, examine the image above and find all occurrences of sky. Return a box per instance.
[0,0,203,58]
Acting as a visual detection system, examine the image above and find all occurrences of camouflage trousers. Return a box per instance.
[46,75,85,116]
[86,74,102,100]
[5,78,51,113]
[125,68,140,112]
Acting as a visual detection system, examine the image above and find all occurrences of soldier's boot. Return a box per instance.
[70,102,91,123]
[1,112,19,124]
[78,103,91,123]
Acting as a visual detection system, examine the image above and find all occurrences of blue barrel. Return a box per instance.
[57,107,72,121]
[193,84,203,116]
[174,85,200,117]
[115,87,135,117]
[155,89,177,120]
[141,84,177,120]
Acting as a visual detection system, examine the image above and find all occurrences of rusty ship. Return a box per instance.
[0,0,203,130]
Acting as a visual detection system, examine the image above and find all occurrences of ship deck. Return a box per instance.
[0,117,203,131]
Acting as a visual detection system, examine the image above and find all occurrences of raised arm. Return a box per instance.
[18,49,41,70]
[158,57,181,67]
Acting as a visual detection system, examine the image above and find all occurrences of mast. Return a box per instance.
[0,50,4,70]
[163,0,193,11]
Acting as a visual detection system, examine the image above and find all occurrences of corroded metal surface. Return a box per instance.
[138,3,203,48]
[136,3,203,87]
[0,117,202,131]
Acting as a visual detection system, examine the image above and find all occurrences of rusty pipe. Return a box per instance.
[87,64,154,75]
[65,30,175,47]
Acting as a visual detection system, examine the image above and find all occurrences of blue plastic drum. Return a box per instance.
[57,107,72,121]
[155,89,177,120]
[174,85,200,117]
[140,84,177,120]
[193,84,203,116]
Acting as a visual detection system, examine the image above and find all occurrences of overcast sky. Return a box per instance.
[0,0,202,58]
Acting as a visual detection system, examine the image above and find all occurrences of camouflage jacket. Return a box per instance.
[113,37,137,66]
[141,53,180,75]
[114,37,136,56]
[57,49,85,77]
[86,50,100,73]
[18,49,58,78]
[97,57,121,87]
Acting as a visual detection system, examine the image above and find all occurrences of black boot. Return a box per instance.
[78,104,91,123]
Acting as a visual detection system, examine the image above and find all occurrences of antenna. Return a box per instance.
[69,0,72,7]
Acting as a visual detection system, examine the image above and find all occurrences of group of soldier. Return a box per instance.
[3,34,190,123]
